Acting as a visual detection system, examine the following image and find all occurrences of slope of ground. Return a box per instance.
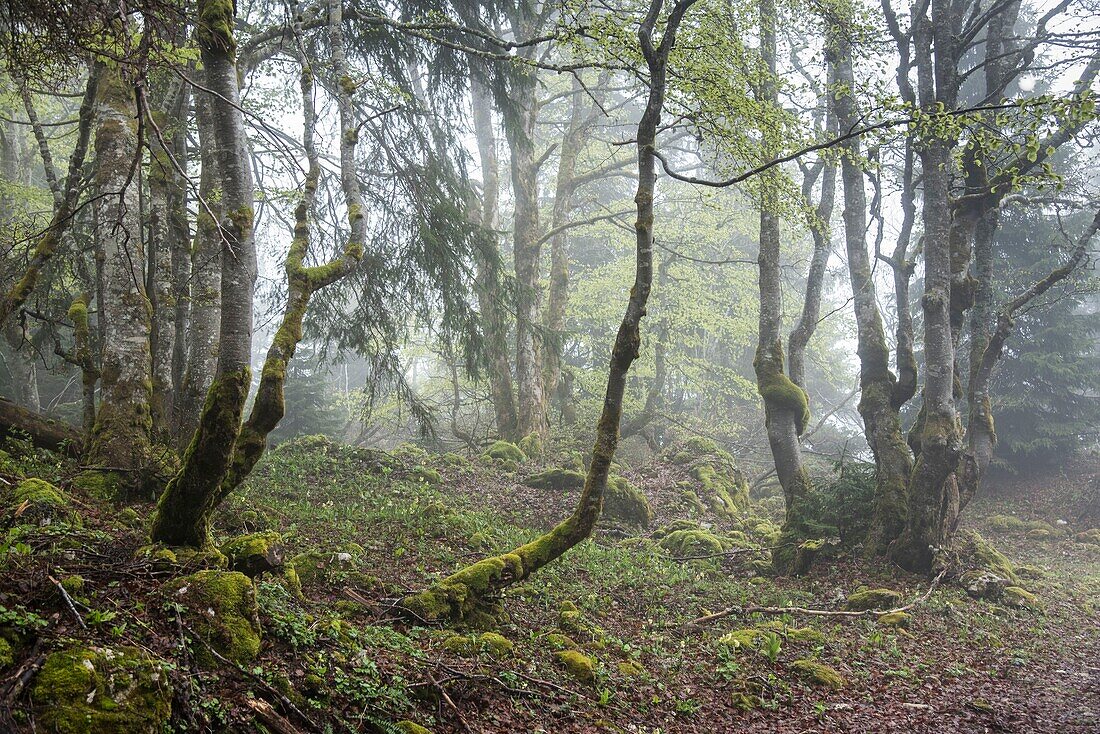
[1,435,1097,733]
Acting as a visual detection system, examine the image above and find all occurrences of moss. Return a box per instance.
[32,646,172,734]
[71,470,125,502]
[1002,586,1040,609]
[3,478,77,527]
[987,514,1028,533]
[559,600,585,632]
[1015,564,1045,580]
[1074,528,1100,547]
[117,507,141,528]
[288,548,358,587]
[164,570,261,666]
[957,530,1019,584]
[658,528,727,556]
[789,658,845,689]
[220,531,284,577]
[0,637,12,668]
[603,476,653,528]
[844,588,902,611]
[718,628,765,651]
[758,370,811,435]
[525,468,585,490]
[785,626,826,642]
[395,722,432,734]
[617,659,645,677]
[554,650,596,684]
[482,440,525,464]
[877,611,912,627]
[60,575,85,595]
[410,466,441,485]
[517,432,542,459]
[543,633,578,651]
[442,634,477,656]
[478,632,514,658]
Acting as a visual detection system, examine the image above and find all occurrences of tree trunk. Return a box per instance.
[217,0,363,502]
[469,72,518,440]
[0,397,83,456]
[830,30,912,554]
[79,61,156,498]
[398,0,693,624]
[151,0,257,548]
[173,83,221,448]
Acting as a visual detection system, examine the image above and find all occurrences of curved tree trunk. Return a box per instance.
[79,61,156,498]
[398,0,694,625]
[150,0,257,548]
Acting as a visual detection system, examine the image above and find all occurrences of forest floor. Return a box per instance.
[1,435,1098,734]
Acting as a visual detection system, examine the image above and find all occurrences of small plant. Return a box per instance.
[760,631,783,664]
[597,687,615,706]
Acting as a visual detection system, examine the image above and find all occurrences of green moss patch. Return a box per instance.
[220,531,285,577]
[481,440,525,464]
[603,476,653,528]
[554,649,596,684]
[525,468,585,490]
[789,658,845,689]
[32,645,172,734]
[844,588,902,611]
[164,570,261,666]
[3,478,77,528]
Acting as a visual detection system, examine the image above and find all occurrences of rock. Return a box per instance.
[288,547,359,587]
[786,626,826,642]
[517,433,542,459]
[477,632,513,658]
[220,531,285,577]
[1002,586,1040,609]
[1074,529,1100,547]
[32,645,172,734]
[554,650,596,684]
[789,658,845,689]
[956,530,1019,584]
[1015,564,1046,580]
[410,466,441,485]
[987,514,1028,533]
[542,633,578,651]
[525,468,585,490]
[603,476,653,528]
[164,570,261,666]
[395,721,433,734]
[2,478,77,528]
[718,628,765,651]
[844,588,902,611]
[617,660,645,677]
[442,634,478,656]
[962,570,1009,600]
[558,600,585,632]
[877,611,912,627]
[481,440,525,464]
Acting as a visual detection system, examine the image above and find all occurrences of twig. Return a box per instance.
[428,668,475,733]
[48,574,86,629]
[177,620,320,733]
[246,699,303,734]
[687,567,949,627]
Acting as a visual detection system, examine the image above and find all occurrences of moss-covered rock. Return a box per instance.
[1074,528,1100,547]
[554,649,596,684]
[1003,586,1040,609]
[478,632,514,658]
[656,522,730,557]
[877,611,912,627]
[987,514,1028,533]
[395,722,433,734]
[410,465,442,485]
[603,476,653,528]
[163,570,261,666]
[517,432,542,459]
[664,440,750,520]
[481,440,525,464]
[558,600,585,632]
[1015,564,1046,580]
[785,626,826,642]
[32,645,172,734]
[0,637,12,668]
[617,659,645,677]
[525,468,585,490]
[3,478,77,528]
[220,531,285,577]
[542,633,578,651]
[961,570,1009,600]
[117,507,142,528]
[442,634,477,656]
[789,658,845,689]
[844,588,902,611]
[288,547,359,587]
[955,529,1019,584]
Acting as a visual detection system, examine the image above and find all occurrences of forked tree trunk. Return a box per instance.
[216,0,363,502]
[79,61,156,498]
[398,0,695,625]
[150,0,257,548]
[830,29,912,554]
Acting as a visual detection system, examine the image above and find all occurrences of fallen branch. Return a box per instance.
[246,699,303,734]
[48,574,86,629]
[428,668,475,733]
[687,567,948,627]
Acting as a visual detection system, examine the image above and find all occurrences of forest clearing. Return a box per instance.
[0,0,1098,731]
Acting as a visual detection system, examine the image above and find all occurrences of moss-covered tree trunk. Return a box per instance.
[399,0,694,625]
[217,0,363,502]
[2,324,40,412]
[0,65,100,326]
[173,83,221,448]
[150,0,257,548]
[830,28,912,555]
[469,72,519,441]
[753,0,815,575]
[79,61,156,498]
